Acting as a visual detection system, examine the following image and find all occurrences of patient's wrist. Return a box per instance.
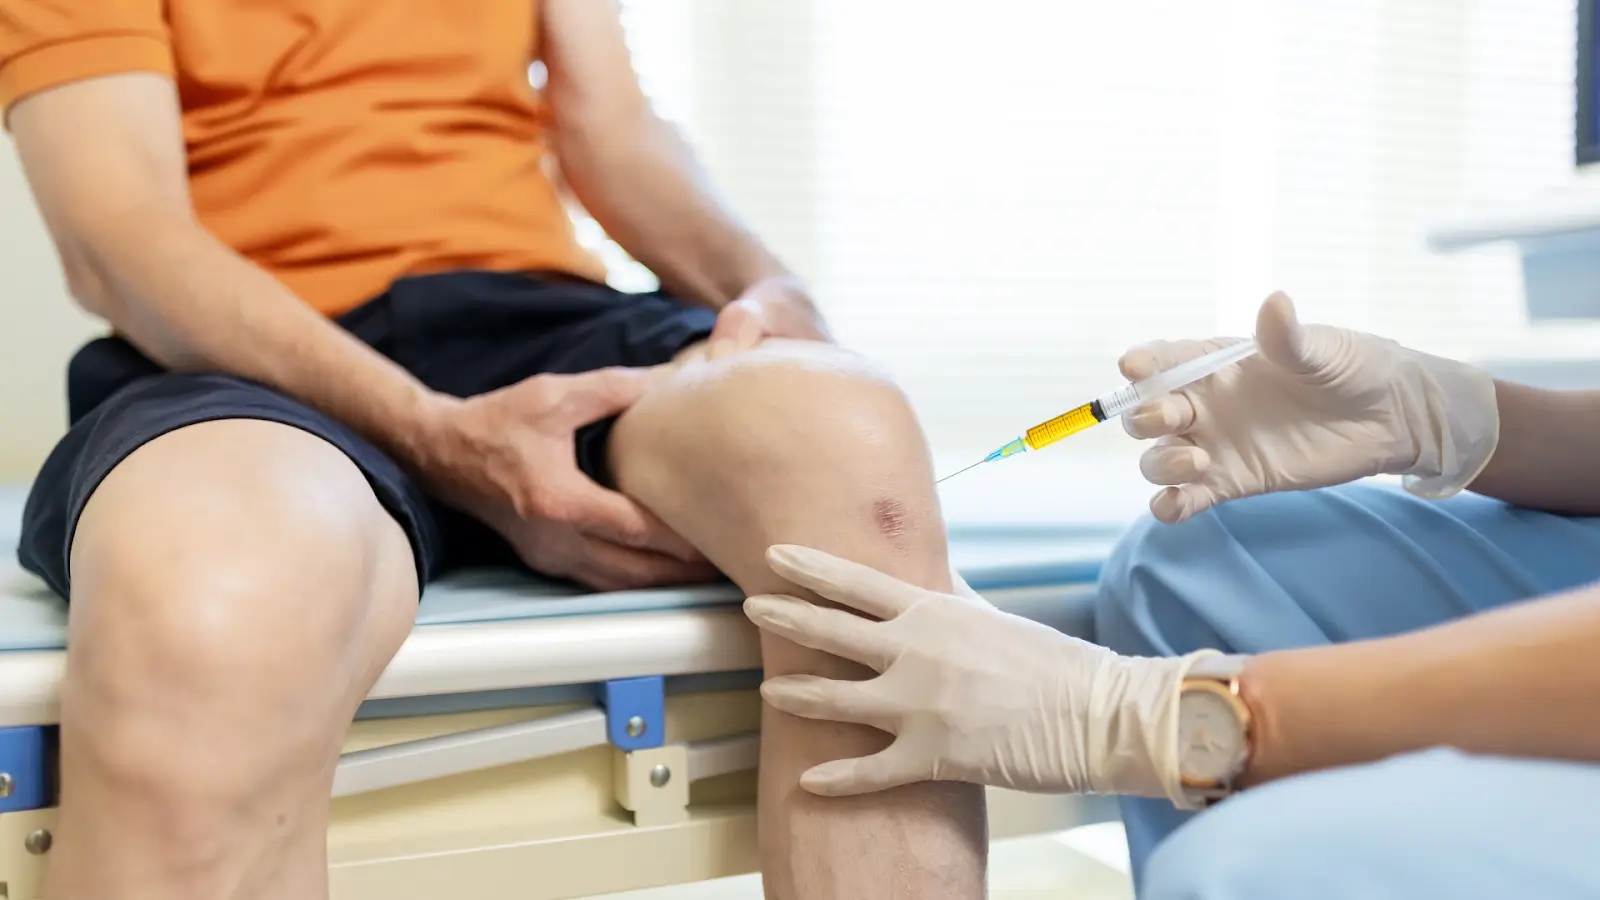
[395,391,475,486]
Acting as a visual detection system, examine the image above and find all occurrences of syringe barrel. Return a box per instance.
[1093,340,1258,421]
[1094,385,1143,420]
[1131,339,1259,401]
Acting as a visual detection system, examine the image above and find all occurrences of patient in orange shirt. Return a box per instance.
[1,1,985,897]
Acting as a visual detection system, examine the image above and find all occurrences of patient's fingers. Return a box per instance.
[800,744,921,796]
[571,485,704,563]
[765,545,925,619]
[707,299,765,361]
[1121,393,1199,439]
[744,594,896,671]
[1139,438,1210,486]
[760,674,896,731]
[574,536,719,592]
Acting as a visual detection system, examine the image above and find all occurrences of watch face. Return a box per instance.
[1179,688,1246,782]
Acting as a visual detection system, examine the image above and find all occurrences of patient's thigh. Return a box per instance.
[609,339,986,899]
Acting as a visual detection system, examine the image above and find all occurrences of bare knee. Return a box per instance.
[612,340,941,560]
[63,420,416,833]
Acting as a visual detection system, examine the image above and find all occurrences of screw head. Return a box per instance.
[0,772,12,798]
[24,829,52,855]
[626,716,647,738]
[649,764,672,788]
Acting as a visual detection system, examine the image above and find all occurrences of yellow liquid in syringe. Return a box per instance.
[983,402,1105,463]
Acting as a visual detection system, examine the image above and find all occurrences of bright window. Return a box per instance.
[599,0,1577,463]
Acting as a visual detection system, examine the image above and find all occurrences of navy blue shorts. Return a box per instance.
[18,271,718,598]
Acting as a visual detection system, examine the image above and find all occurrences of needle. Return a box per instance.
[935,458,988,484]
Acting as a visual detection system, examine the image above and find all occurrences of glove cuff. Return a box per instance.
[1084,649,1218,807]
[1397,354,1500,500]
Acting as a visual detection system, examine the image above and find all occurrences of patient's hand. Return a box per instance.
[415,367,717,591]
[707,275,831,360]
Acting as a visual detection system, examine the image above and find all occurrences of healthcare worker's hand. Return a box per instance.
[745,545,1211,803]
[1122,291,1500,523]
[706,275,832,360]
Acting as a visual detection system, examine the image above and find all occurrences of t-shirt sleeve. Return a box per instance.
[0,0,173,115]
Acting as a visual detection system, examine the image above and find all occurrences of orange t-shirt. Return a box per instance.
[0,0,607,316]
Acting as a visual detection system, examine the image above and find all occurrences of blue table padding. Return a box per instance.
[0,485,1122,654]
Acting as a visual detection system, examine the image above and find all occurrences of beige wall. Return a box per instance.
[0,140,101,482]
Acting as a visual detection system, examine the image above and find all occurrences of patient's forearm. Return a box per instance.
[556,115,788,309]
[1241,582,1600,786]
[76,217,442,465]
[1468,381,1600,514]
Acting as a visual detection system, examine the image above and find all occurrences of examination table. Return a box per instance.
[0,484,1122,899]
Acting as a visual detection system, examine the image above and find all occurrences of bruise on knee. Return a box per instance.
[872,496,915,558]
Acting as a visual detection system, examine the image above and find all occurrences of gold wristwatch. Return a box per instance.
[1177,653,1253,807]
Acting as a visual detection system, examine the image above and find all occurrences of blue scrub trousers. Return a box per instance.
[1094,483,1600,899]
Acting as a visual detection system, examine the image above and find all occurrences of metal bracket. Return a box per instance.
[614,744,690,827]
[0,728,50,814]
[600,676,665,751]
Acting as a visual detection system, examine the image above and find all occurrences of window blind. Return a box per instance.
[606,0,1577,460]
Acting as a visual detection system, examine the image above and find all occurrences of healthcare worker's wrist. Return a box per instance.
[1092,650,1215,805]
[1232,654,1286,789]
[1231,645,1369,789]
[1394,353,1500,500]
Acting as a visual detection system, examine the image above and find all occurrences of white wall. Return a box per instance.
[0,140,100,482]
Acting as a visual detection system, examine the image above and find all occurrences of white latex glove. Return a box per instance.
[1123,292,1500,523]
[745,544,1213,806]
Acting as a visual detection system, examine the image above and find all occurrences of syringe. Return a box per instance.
[937,339,1260,483]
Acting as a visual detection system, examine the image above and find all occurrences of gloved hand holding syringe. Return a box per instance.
[938,339,1261,483]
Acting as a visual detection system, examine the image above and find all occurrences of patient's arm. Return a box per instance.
[9,74,439,462]
[611,341,987,899]
[540,0,790,309]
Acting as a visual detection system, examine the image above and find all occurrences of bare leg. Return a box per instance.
[611,340,987,899]
[45,420,417,900]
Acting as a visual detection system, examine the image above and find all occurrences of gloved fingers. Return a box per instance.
[744,594,895,671]
[799,744,923,796]
[1118,337,1242,382]
[765,544,926,620]
[1121,393,1200,439]
[949,567,994,607]
[1138,438,1211,486]
[1253,290,1328,377]
[760,674,897,731]
[1148,482,1223,525]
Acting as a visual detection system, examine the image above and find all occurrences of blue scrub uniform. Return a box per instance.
[1094,483,1600,899]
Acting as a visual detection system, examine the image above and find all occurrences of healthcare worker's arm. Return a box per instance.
[539,0,830,353]
[1464,381,1600,515]
[747,545,1600,804]
[1240,578,1600,785]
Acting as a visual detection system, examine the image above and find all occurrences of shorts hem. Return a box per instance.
[49,406,434,599]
